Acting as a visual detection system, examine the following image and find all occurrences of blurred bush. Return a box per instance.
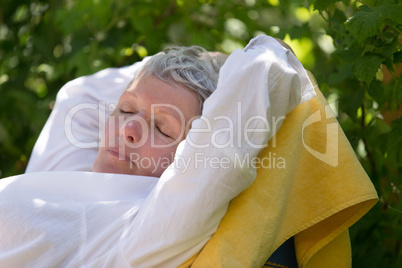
[0,0,400,266]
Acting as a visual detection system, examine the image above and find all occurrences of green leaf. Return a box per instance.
[330,8,347,26]
[373,118,392,136]
[345,5,383,44]
[340,87,365,119]
[381,31,395,44]
[379,37,399,71]
[367,79,387,105]
[394,51,402,63]
[354,53,383,85]
[380,2,402,24]
[384,57,394,73]
[313,0,339,11]
[328,62,354,85]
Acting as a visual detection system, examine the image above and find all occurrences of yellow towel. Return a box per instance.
[179,71,378,267]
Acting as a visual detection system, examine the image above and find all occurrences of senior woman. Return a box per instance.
[93,46,224,177]
[0,35,314,267]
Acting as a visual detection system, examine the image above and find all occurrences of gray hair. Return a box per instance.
[135,46,226,112]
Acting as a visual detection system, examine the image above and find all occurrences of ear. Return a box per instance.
[208,51,229,70]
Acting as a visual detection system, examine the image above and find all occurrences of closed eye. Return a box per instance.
[156,125,171,139]
[119,109,131,114]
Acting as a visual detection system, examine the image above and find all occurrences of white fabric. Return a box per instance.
[0,172,158,267]
[1,35,315,267]
[25,60,148,172]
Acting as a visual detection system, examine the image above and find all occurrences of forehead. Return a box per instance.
[124,75,200,119]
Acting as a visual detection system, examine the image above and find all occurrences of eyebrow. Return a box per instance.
[153,106,182,123]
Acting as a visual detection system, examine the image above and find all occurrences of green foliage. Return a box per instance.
[311,0,401,266]
[354,53,383,85]
[0,0,400,266]
[345,5,383,43]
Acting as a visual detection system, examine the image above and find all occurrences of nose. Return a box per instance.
[120,115,148,146]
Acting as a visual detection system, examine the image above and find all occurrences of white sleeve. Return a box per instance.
[25,61,146,172]
[119,35,315,267]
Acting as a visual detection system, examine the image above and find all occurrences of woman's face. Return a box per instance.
[93,75,200,177]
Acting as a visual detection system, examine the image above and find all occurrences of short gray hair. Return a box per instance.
[135,46,226,112]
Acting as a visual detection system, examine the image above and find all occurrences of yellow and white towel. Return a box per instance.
[180,72,378,268]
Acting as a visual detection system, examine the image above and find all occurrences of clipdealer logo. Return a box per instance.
[302,104,339,167]
[63,101,340,168]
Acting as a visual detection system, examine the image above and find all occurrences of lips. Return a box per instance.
[107,148,131,162]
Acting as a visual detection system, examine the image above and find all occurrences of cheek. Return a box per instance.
[152,134,182,155]
[150,146,178,176]
[149,143,179,163]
